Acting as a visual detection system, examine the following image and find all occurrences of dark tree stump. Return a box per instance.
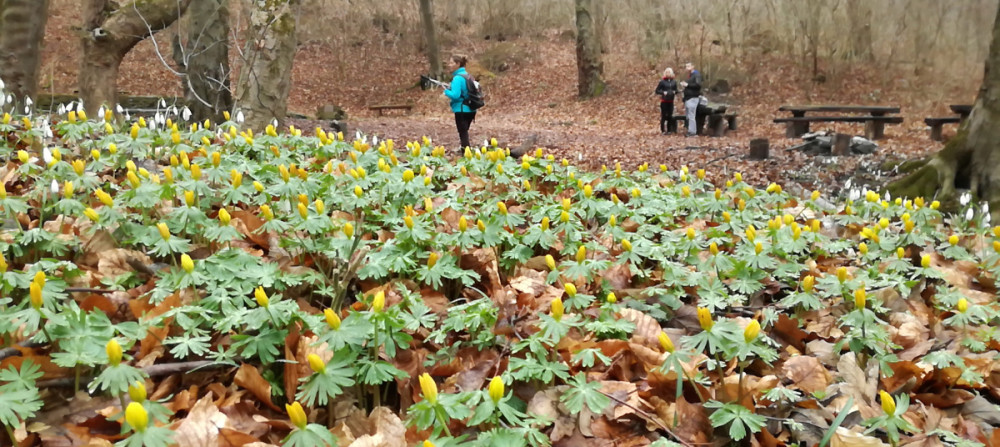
[833,133,852,156]
[749,138,769,160]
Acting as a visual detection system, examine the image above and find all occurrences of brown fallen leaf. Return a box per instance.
[171,393,228,447]
[234,364,280,412]
[782,355,830,395]
[830,427,889,447]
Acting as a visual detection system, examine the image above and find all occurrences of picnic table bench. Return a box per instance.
[924,104,971,141]
[368,104,413,116]
[773,105,902,140]
[674,104,738,137]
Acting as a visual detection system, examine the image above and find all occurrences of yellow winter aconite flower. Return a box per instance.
[63,181,74,199]
[858,242,868,255]
[744,320,761,343]
[477,219,486,231]
[16,150,28,163]
[498,201,508,215]
[72,159,86,176]
[427,252,439,268]
[754,242,763,255]
[157,223,170,241]
[746,226,756,242]
[286,401,308,430]
[0,254,6,273]
[897,247,906,259]
[608,215,616,227]
[95,189,114,207]
[372,291,386,312]
[129,381,147,403]
[622,239,633,252]
[184,190,196,207]
[696,168,706,180]
[130,123,139,139]
[697,307,713,331]
[722,211,731,222]
[576,246,586,263]
[879,390,896,415]
[930,200,940,210]
[949,234,959,245]
[218,208,231,226]
[904,220,915,233]
[551,296,564,321]
[34,271,45,288]
[254,286,269,308]
[84,207,100,222]
[260,205,273,221]
[126,171,140,187]
[125,402,148,433]
[564,282,577,297]
[606,292,617,304]
[354,185,363,198]
[404,215,414,229]
[560,210,570,223]
[709,242,719,255]
[854,288,866,309]
[29,281,42,310]
[107,339,123,366]
[488,376,505,404]
[811,190,820,200]
[403,169,415,182]
[545,254,557,271]
[419,373,438,404]
[631,188,640,198]
[297,202,308,219]
[836,267,848,283]
[658,331,675,353]
[921,254,931,268]
[561,198,572,212]
[324,308,342,330]
[308,353,326,374]
[181,254,194,273]
[957,298,969,313]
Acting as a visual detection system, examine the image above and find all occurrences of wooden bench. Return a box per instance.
[775,105,902,140]
[923,105,971,141]
[368,104,413,116]
[924,117,962,141]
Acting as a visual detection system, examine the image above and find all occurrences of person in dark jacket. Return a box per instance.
[655,67,679,134]
[443,54,476,150]
[680,62,703,136]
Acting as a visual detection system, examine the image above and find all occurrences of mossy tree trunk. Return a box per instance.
[79,0,192,117]
[0,0,50,109]
[418,0,442,81]
[888,4,1000,221]
[574,0,605,98]
[173,0,232,122]
[235,0,300,132]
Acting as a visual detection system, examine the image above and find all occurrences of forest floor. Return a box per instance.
[39,1,975,196]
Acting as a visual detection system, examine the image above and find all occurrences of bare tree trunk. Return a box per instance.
[78,0,192,116]
[888,3,1000,221]
[846,0,873,62]
[418,0,442,80]
[235,0,300,132]
[0,0,50,108]
[174,0,232,121]
[574,0,605,98]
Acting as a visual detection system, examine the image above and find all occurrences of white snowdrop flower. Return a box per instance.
[116,104,124,114]
[124,112,131,121]
[578,153,583,161]
[0,78,5,90]
[845,179,853,190]
[154,112,164,125]
[6,94,14,105]
[0,94,6,107]
[235,110,244,123]
[982,202,990,215]
[849,188,861,202]
[42,124,52,139]
[57,104,66,115]
[884,191,891,202]
[98,106,105,118]
[24,97,32,106]
[181,107,191,121]
[24,104,30,115]
[372,135,379,147]
[984,213,991,226]
[148,119,157,130]
[50,179,59,195]
[966,208,975,221]
[355,130,362,141]
[75,102,84,114]
[270,118,278,128]
[960,192,971,206]
[158,98,167,109]
[42,146,52,164]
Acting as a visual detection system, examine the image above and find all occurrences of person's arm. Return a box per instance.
[444,75,464,100]
[655,80,665,96]
[691,72,702,89]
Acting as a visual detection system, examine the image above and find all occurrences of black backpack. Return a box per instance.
[460,73,485,110]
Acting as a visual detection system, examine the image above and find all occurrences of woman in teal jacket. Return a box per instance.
[444,54,476,149]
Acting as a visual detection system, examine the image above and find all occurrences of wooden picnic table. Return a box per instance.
[774,105,902,140]
[950,104,972,119]
[923,104,971,141]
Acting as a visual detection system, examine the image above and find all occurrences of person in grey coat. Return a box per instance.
[680,62,703,137]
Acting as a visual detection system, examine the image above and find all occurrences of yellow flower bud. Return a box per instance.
[286,401,308,430]
[564,283,577,297]
[279,165,290,182]
[836,267,848,283]
[128,381,147,403]
[29,281,42,310]
[498,201,508,215]
[659,331,675,352]
[930,200,940,210]
[744,320,761,343]
[343,222,355,238]
[880,390,896,415]
[755,242,763,255]
[72,159,86,176]
[404,215,414,229]
[17,150,28,163]
[697,307,713,331]
[324,308,342,329]
[308,353,326,374]
[212,151,221,167]
[686,227,696,240]
[488,376,505,404]
[427,252,438,268]
[91,149,101,160]
[354,185,363,198]
[126,171,140,187]
[181,254,195,273]
[545,254,556,271]
[584,184,593,198]
[859,242,868,255]
[107,339,123,366]
[372,291,385,312]
[218,208,231,226]
[63,181,75,199]
[95,189,114,207]
[130,123,139,139]
[854,288,866,309]
[949,234,959,246]
[125,402,148,433]
[260,205,273,221]
[157,222,170,241]
[84,207,100,222]
[606,292,617,304]
[254,286,270,308]
[403,169,415,182]
[419,373,438,404]
[184,190,195,206]
[622,239,633,252]
[957,298,969,313]
[576,245,586,263]
[297,202,308,219]
[477,219,486,231]
[921,254,931,268]
[551,296,564,321]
